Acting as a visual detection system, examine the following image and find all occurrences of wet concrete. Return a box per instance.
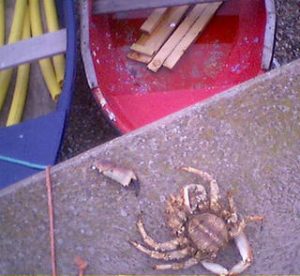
[1,59,300,274]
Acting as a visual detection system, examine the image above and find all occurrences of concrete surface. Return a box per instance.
[1,59,300,274]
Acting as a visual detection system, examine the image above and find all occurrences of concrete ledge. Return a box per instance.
[1,59,300,274]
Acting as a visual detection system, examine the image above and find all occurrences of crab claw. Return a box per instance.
[229,231,253,275]
[201,260,229,275]
[93,160,140,196]
[182,184,208,214]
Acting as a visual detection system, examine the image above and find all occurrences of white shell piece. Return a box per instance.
[201,260,229,275]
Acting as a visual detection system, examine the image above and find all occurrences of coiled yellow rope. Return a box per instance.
[0,0,27,110]
[0,0,5,46]
[29,0,61,101]
[44,0,65,87]
[6,7,31,126]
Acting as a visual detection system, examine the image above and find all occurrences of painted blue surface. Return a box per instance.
[0,0,77,189]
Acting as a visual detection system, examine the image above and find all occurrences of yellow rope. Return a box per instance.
[0,0,5,46]
[29,0,61,101]
[44,0,65,87]
[6,7,31,126]
[0,0,27,110]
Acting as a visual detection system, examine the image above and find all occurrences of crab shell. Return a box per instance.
[188,213,229,258]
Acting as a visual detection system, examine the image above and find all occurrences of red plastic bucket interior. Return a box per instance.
[89,0,266,132]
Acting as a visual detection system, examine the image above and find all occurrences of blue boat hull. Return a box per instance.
[0,0,77,188]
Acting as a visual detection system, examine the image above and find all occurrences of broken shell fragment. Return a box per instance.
[93,160,140,195]
[93,160,137,186]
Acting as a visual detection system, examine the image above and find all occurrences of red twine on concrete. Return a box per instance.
[46,166,57,276]
[75,256,88,276]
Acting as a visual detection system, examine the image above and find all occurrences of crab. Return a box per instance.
[130,167,263,275]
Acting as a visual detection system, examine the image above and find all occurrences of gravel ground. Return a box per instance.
[58,58,119,161]
[58,0,300,162]
[274,0,300,65]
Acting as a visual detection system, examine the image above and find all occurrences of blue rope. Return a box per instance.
[0,155,47,170]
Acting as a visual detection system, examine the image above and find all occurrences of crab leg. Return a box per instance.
[136,217,189,251]
[246,215,264,223]
[182,167,221,212]
[130,241,192,260]
[155,257,199,270]
[227,190,237,213]
[201,260,229,275]
[229,231,253,275]
[226,191,263,237]
[224,190,240,228]
[227,191,264,224]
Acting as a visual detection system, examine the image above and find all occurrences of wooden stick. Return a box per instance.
[147,3,208,72]
[131,39,154,56]
[46,166,57,276]
[140,7,167,33]
[128,32,154,62]
[129,31,149,53]
[130,5,189,56]
[163,1,222,69]
[127,50,152,63]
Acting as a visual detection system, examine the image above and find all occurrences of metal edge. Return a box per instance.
[261,0,276,70]
[80,0,118,125]
[80,0,98,89]
[93,0,226,14]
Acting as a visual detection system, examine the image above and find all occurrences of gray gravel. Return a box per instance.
[58,58,119,162]
[274,0,300,65]
[58,0,300,162]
